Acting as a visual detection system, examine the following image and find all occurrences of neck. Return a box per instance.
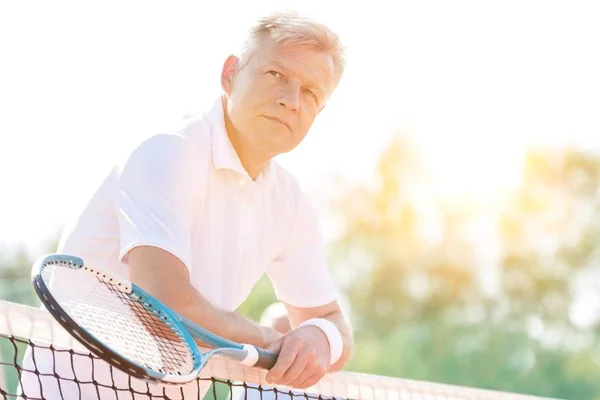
[222,97,270,180]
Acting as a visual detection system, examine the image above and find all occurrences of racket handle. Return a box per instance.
[255,347,278,369]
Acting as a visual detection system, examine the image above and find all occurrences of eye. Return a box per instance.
[267,70,284,80]
[303,88,319,103]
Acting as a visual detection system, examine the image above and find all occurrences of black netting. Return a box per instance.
[0,334,341,400]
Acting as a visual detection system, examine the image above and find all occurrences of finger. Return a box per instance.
[288,355,325,389]
[265,340,299,384]
[277,350,311,386]
[294,369,326,390]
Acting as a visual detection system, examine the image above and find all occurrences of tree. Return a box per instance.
[327,135,600,399]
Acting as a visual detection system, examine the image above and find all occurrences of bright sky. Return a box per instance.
[1,1,599,252]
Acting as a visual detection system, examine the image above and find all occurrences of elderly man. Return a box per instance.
[21,9,353,399]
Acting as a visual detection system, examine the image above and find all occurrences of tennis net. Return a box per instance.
[0,300,556,400]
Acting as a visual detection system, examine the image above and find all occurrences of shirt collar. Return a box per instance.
[206,96,276,186]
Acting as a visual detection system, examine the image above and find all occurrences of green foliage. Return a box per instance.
[0,244,39,306]
[235,275,278,321]
[327,136,600,399]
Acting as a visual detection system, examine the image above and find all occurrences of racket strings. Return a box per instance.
[42,263,197,376]
[122,292,193,374]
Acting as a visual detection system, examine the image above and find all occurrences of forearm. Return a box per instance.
[128,246,281,349]
[171,285,281,349]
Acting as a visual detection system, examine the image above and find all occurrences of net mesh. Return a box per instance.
[0,300,556,400]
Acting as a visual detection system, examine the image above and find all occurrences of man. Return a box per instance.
[20,9,353,400]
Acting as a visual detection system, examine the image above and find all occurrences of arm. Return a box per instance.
[127,246,282,349]
[284,301,353,372]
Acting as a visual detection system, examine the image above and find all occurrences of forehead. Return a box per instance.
[252,39,336,92]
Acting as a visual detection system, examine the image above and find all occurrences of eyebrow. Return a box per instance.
[270,60,325,95]
[270,60,295,76]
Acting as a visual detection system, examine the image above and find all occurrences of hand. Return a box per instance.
[265,325,331,389]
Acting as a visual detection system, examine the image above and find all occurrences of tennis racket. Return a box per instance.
[31,253,278,385]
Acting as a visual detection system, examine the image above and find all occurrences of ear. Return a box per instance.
[221,55,240,96]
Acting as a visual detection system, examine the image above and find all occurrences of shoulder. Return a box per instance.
[118,113,213,180]
[140,111,213,159]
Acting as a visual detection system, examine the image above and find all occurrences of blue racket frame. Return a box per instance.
[31,253,277,385]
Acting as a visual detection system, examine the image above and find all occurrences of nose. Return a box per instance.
[278,83,300,112]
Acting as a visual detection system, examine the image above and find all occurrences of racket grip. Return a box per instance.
[255,347,278,369]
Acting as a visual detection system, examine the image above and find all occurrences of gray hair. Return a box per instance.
[238,10,346,88]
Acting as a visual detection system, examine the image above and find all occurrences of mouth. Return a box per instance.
[262,116,292,132]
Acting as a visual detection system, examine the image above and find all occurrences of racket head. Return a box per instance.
[31,253,205,384]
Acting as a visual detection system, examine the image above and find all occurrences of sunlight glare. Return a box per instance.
[419,134,525,205]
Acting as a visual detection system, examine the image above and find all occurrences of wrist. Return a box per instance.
[261,326,282,348]
[302,325,331,352]
[298,318,343,366]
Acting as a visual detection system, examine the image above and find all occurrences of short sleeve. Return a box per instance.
[267,193,338,308]
[116,134,199,270]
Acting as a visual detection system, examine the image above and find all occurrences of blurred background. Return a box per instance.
[1,1,600,399]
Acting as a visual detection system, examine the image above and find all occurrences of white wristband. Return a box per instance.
[298,318,343,366]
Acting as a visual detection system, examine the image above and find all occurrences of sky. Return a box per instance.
[1,0,599,252]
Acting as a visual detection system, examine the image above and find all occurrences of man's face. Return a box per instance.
[222,38,336,157]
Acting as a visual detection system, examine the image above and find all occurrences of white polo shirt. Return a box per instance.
[20,96,337,400]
